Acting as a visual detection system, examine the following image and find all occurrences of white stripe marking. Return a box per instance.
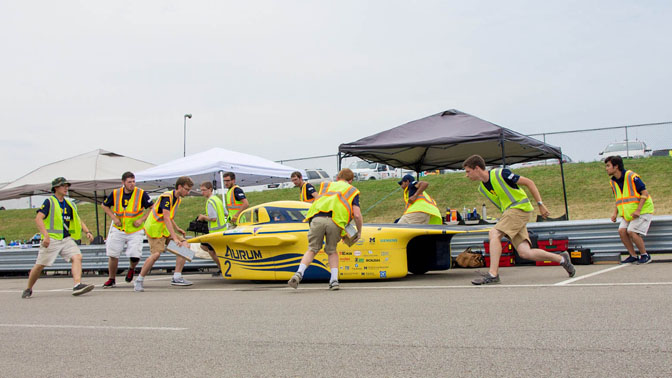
[0,324,186,331]
[555,264,630,286]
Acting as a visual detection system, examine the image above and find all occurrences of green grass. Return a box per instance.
[2,157,670,243]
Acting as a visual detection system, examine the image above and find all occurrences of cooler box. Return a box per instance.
[483,238,515,255]
[483,238,515,267]
[537,234,569,252]
[569,248,593,265]
[485,253,515,267]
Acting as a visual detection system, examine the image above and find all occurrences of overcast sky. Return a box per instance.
[2,0,671,183]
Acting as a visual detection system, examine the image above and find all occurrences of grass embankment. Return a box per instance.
[1,157,670,242]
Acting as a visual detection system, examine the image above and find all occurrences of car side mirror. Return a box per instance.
[598,151,603,155]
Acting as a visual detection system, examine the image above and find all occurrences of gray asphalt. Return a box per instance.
[1,261,671,378]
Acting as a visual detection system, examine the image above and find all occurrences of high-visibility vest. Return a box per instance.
[610,170,654,221]
[144,191,180,238]
[43,196,82,240]
[225,185,245,222]
[300,182,315,203]
[110,187,146,234]
[305,181,360,236]
[403,187,442,224]
[206,194,228,232]
[478,168,534,213]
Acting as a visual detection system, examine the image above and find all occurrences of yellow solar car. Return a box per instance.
[188,201,487,281]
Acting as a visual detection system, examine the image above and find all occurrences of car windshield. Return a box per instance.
[604,142,645,153]
[350,161,376,169]
[266,207,308,223]
[306,170,320,180]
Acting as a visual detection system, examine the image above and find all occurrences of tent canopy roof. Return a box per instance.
[339,109,562,171]
[0,149,155,202]
[134,147,304,188]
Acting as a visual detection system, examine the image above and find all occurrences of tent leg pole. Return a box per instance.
[560,158,569,220]
[337,152,342,172]
[94,192,100,238]
[219,170,229,219]
[500,134,507,168]
[103,190,108,238]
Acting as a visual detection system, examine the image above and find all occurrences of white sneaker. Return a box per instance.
[134,280,144,292]
[329,281,340,291]
[288,272,302,289]
[170,277,193,286]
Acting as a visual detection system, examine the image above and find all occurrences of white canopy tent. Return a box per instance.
[0,149,155,202]
[0,149,156,238]
[135,147,305,217]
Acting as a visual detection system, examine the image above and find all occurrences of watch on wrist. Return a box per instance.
[537,201,543,205]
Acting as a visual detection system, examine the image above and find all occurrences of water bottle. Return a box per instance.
[482,204,487,220]
[472,207,478,220]
[0,238,6,249]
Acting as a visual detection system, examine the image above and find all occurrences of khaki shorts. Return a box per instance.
[618,213,653,235]
[307,216,342,254]
[147,235,185,255]
[35,237,81,266]
[398,212,430,225]
[494,208,532,249]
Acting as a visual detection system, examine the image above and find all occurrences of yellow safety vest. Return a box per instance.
[206,194,228,232]
[144,191,181,238]
[225,185,245,222]
[478,168,534,213]
[610,170,654,221]
[43,196,82,240]
[305,181,360,236]
[300,182,315,203]
[111,187,146,234]
[403,187,442,224]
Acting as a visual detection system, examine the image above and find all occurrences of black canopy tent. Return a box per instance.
[338,109,569,218]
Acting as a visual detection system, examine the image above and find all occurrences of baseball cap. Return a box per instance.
[51,177,71,192]
[398,174,415,185]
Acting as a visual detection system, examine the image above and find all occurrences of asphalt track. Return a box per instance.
[1,262,671,378]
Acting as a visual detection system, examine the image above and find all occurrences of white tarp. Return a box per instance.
[134,147,304,188]
[0,149,155,203]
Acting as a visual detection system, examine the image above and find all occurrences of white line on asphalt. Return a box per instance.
[0,324,187,331]
[2,280,671,294]
[554,264,630,286]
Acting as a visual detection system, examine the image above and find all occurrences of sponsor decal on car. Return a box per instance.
[380,238,398,243]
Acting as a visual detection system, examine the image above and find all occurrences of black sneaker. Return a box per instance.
[638,254,652,264]
[621,255,639,264]
[73,283,95,296]
[21,288,32,299]
[472,272,500,285]
[559,251,576,277]
[103,279,116,288]
[125,269,134,283]
[212,270,222,277]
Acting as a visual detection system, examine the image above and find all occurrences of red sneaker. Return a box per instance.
[125,269,134,283]
[103,279,116,288]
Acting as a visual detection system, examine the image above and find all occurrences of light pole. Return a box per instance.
[183,113,192,157]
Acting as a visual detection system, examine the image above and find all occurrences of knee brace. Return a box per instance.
[130,257,140,263]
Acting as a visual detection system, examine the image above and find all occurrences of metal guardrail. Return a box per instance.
[0,243,217,274]
[1,216,670,274]
[450,215,672,257]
